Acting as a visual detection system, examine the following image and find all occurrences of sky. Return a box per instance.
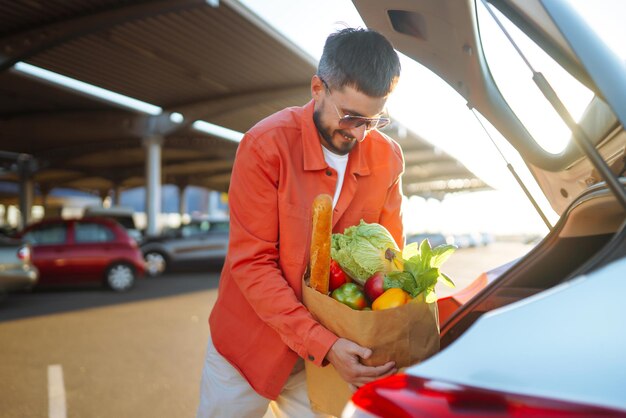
[239,0,626,235]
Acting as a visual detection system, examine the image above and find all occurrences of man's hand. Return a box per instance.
[325,338,397,389]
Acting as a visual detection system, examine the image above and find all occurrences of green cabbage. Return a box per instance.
[331,220,400,285]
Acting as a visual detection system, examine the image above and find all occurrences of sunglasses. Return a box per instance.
[321,79,391,131]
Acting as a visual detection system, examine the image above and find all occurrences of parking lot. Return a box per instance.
[0,242,533,418]
[0,271,218,418]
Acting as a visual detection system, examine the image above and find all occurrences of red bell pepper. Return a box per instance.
[329,259,348,292]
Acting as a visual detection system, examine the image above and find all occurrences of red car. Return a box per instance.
[19,217,145,292]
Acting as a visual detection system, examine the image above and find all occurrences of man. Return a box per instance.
[198,28,405,417]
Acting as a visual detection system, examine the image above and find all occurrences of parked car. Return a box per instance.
[83,205,143,244]
[480,232,494,246]
[344,0,626,416]
[448,233,473,248]
[0,237,38,297]
[141,218,229,276]
[406,232,448,248]
[18,217,145,292]
[0,225,18,237]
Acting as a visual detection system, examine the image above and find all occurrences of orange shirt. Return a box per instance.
[209,100,405,399]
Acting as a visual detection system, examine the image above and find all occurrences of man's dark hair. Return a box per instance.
[317,28,401,98]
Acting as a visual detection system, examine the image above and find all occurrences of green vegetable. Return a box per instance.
[383,239,457,302]
[331,283,368,310]
[331,220,401,285]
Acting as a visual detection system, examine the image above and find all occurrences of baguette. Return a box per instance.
[309,194,333,294]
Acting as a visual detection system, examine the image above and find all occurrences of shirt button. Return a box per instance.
[308,355,315,361]
[325,170,332,176]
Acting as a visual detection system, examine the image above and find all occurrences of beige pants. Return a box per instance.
[196,335,332,418]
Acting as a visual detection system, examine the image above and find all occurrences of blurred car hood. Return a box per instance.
[353,0,626,215]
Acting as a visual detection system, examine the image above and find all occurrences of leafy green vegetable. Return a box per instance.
[331,220,400,285]
[431,245,457,268]
[440,273,455,288]
[383,239,457,302]
[385,271,417,296]
[401,242,419,260]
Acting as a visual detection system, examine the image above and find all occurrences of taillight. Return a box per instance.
[17,245,31,263]
[347,374,625,418]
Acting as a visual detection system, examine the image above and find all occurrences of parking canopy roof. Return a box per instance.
[0,0,487,201]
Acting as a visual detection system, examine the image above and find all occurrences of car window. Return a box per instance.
[23,224,67,245]
[161,228,178,238]
[106,216,136,230]
[179,221,229,237]
[210,222,229,232]
[181,221,210,238]
[477,1,596,154]
[180,224,197,238]
[74,222,115,243]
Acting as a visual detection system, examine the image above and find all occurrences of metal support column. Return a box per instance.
[41,190,48,214]
[17,156,35,229]
[178,183,188,219]
[143,135,163,237]
[18,179,34,229]
[113,185,122,206]
[98,189,109,206]
[1,204,8,226]
[208,191,219,217]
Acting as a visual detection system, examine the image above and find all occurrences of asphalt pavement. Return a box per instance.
[0,242,533,418]
[0,271,220,418]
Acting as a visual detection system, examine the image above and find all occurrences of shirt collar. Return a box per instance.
[301,99,370,176]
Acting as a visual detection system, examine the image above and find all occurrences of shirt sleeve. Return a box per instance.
[226,133,338,366]
[379,143,405,249]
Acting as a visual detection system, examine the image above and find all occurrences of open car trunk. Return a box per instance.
[441,183,626,348]
[352,0,626,350]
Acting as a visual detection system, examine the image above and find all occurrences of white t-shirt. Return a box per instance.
[321,146,349,209]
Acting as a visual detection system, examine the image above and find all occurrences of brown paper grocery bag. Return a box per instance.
[302,283,440,417]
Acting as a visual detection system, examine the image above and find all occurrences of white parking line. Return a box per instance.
[48,365,67,418]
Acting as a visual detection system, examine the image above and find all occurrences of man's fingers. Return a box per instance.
[353,367,398,387]
[347,343,371,360]
[356,361,396,378]
[329,339,399,388]
[378,366,398,379]
[359,347,372,360]
[339,362,399,389]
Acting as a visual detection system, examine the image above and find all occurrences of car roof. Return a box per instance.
[83,206,135,216]
[24,216,120,229]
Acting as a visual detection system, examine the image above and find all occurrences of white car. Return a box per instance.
[344,0,626,416]
[0,237,38,298]
[83,205,144,244]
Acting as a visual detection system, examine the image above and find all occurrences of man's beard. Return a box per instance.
[313,109,355,155]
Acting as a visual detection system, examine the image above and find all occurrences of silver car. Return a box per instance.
[141,219,229,276]
[0,237,38,297]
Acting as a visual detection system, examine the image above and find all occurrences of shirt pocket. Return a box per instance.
[278,200,311,266]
